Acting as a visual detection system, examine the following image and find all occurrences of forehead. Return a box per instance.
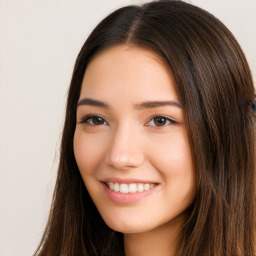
[80,45,178,102]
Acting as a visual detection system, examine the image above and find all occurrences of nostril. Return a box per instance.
[105,152,145,170]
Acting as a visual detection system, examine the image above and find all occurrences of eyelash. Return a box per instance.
[146,116,177,129]
[80,114,177,129]
[80,115,108,126]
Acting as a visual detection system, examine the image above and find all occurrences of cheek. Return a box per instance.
[73,129,106,174]
[147,131,195,196]
[149,132,193,173]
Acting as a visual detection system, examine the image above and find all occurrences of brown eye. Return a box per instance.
[154,117,168,126]
[81,115,107,125]
[147,116,177,128]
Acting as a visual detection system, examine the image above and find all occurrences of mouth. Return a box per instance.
[101,178,160,203]
[104,182,157,194]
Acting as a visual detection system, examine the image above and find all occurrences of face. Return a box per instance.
[73,45,195,234]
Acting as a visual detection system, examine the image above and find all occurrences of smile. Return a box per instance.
[105,182,157,193]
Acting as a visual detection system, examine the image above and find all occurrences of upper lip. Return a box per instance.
[101,177,159,184]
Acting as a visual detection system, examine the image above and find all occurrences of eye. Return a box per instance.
[80,115,108,125]
[147,116,177,127]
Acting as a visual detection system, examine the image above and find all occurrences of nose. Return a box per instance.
[104,124,145,170]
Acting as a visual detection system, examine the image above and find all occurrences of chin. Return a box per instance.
[108,223,151,234]
[102,215,158,234]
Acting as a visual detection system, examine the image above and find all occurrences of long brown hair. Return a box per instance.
[34,1,256,255]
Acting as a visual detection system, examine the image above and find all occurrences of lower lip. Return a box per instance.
[102,182,159,203]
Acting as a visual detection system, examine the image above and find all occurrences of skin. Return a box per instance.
[73,45,195,256]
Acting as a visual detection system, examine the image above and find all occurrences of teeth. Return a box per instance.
[106,182,156,193]
[138,183,144,192]
[128,183,137,193]
[109,182,114,190]
[120,184,129,193]
[114,183,119,192]
[144,184,150,191]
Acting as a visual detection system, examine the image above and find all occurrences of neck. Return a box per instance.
[124,216,183,256]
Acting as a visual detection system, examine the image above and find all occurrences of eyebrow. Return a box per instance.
[134,100,183,110]
[77,98,109,108]
[77,97,183,109]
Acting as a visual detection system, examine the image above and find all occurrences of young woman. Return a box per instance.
[34,1,256,255]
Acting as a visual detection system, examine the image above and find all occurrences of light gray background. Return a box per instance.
[0,0,255,255]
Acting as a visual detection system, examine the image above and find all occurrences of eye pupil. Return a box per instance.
[154,117,167,126]
[93,116,104,125]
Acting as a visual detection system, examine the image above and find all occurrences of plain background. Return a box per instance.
[0,0,255,255]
